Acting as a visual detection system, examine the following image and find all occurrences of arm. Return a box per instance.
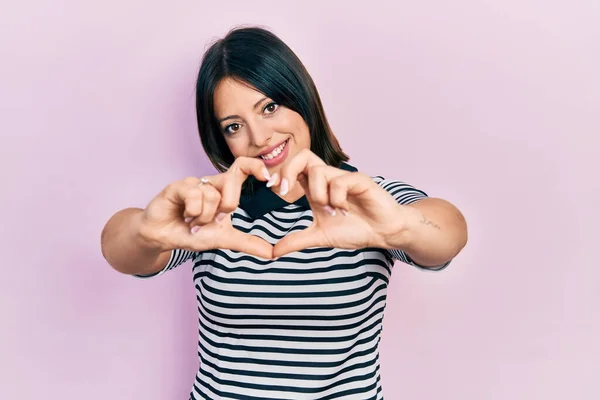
[101,159,275,276]
[387,197,468,268]
[100,207,171,276]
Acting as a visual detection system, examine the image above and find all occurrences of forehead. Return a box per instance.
[214,78,265,115]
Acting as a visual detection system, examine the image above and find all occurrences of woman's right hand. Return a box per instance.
[137,157,273,259]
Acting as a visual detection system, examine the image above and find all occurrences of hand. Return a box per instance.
[270,150,411,257]
[138,157,274,259]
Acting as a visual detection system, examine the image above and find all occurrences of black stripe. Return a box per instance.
[233,222,293,240]
[198,276,385,299]
[197,247,389,269]
[197,336,381,369]
[194,250,391,275]
[195,362,379,395]
[196,304,385,337]
[199,293,387,321]
[197,304,384,343]
[233,212,313,231]
[198,280,387,310]
[198,349,378,381]
[265,213,313,224]
[193,376,288,400]
[193,269,388,288]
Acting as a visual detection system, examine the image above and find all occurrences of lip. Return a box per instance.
[259,138,290,168]
[257,139,288,157]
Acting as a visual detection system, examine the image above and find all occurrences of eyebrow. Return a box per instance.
[217,96,268,124]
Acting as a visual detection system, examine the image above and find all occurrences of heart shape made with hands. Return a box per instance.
[180,150,406,260]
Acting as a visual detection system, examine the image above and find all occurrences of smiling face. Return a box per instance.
[213,78,311,174]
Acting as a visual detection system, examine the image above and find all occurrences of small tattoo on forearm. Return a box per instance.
[420,215,441,230]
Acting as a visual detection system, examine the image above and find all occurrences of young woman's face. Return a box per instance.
[213,78,311,174]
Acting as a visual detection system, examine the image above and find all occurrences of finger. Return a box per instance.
[181,186,204,220]
[160,219,205,251]
[163,176,202,209]
[272,226,324,258]
[211,157,271,213]
[166,176,218,222]
[304,165,348,215]
[265,172,280,189]
[306,165,329,207]
[278,149,325,196]
[213,156,271,191]
[189,184,222,227]
[328,174,358,213]
[218,172,246,215]
[219,228,274,259]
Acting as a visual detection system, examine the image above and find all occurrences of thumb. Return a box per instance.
[273,226,324,258]
[219,227,274,259]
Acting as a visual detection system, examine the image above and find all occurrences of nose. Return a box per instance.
[247,119,272,148]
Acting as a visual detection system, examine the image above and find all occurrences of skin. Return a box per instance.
[212,78,467,264]
[100,77,467,275]
[214,77,311,203]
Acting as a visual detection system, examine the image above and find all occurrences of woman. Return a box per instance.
[101,26,467,400]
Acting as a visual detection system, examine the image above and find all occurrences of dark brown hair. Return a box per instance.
[195,26,349,175]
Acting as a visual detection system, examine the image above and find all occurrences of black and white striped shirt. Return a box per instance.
[137,163,450,399]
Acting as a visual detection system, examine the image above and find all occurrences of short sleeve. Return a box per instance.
[373,176,451,272]
[133,248,195,279]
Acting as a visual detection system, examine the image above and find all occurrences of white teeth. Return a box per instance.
[261,140,287,160]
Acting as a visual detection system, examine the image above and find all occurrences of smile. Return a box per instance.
[260,139,288,160]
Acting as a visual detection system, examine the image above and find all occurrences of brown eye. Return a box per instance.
[264,102,279,114]
[225,123,241,134]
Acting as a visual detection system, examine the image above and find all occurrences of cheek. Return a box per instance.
[285,113,310,147]
[295,123,311,148]
[302,128,311,146]
[224,137,249,158]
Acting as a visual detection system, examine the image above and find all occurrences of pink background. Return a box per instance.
[1,1,599,399]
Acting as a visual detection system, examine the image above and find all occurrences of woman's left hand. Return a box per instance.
[270,150,418,258]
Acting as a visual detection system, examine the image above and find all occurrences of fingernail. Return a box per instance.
[184,217,192,223]
[262,167,271,180]
[215,212,227,222]
[324,205,336,216]
[190,226,200,234]
[266,173,278,188]
[280,178,289,196]
[341,209,349,216]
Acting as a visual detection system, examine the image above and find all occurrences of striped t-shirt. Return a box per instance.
[136,163,450,399]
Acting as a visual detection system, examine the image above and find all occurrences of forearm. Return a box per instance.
[387,198,468,267]
[100,208,171,275]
